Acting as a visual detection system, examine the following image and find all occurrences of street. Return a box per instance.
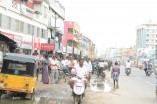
[0,66,156,104]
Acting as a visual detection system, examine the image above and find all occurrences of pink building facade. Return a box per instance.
[63,21,80,55]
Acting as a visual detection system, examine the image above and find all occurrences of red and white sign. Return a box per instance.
[41,43,55,51]
[34,37,40,50]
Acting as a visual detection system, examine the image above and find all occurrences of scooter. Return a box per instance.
[125,68,131,76]
[73,74,86,104]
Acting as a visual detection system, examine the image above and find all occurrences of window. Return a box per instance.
[37,27,40,37]
[1,60,35,76]
[6,16,11,29]
[15,19,19,32]
[147,34,149,37]
[146,39,149,41]
[27,24,31,34]
[41,29,47,38]
[19,21,24,33]
[68,28,73,34]
[44,6,47,18]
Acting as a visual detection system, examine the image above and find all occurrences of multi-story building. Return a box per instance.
[63,21,81,58]
[48,0,65,54]
[0,0,48,55]
[136,21,157,49]
[136,21,157,58]
[0,0,65,55]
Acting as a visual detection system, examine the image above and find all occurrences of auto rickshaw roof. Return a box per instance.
[4,53,36,63]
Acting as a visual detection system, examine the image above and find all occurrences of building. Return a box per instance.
[0,0,65,55]
[136,21,157,58]
[0,0,48,54]
[63,21,81,58]
[136,21,157,49]
[48,0,65,55]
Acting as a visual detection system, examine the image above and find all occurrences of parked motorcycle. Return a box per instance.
[73,74,86,104]
[125,68,131,76]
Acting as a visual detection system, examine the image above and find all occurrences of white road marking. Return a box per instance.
[145,81,154,86]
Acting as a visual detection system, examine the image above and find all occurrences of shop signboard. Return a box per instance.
[21,35,32,49]
[41,43,55,51]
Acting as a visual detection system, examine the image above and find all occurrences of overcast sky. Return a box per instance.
[59,0,157,51]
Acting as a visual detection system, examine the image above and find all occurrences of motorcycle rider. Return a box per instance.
[98,59,105,78]
[69,57,89,89]
[144,61,152,76]
[125,60,131,74]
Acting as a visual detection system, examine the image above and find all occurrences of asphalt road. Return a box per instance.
[111,66,156,104]
[0,66,156,104]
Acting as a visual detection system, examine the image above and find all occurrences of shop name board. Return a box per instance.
[41,43,55,51]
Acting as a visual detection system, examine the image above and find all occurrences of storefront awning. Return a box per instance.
[0,33,16,44]
[41,43,55,51]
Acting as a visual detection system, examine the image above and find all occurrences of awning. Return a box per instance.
[0,33,16,44]
[41,43,55,51]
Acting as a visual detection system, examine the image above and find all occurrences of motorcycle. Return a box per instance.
[97,67,106,78]
[125,68,131,76]
[73,74,86,104]
[146,70,152,76]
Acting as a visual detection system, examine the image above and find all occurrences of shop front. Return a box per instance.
[0,32,17,53]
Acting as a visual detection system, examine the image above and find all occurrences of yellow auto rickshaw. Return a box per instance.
[0,53,38,99]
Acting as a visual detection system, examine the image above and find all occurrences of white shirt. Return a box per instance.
[84,61,92,72]
[50,59,58,69]
[126,62,131,68]
[73,60,78,67]
[99,62,104,67]
[74,65,88,77]
[61,60,66,67]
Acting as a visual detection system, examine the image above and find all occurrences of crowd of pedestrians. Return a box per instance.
[33,53,93,85]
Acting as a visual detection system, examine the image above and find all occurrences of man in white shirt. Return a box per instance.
[84,58,93,72]
[50,55,59,84]
[62,57,70,74]
[125,60,132,73]
[98,60,105,77]
[69,58,89,89]
[125,60,131,69]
